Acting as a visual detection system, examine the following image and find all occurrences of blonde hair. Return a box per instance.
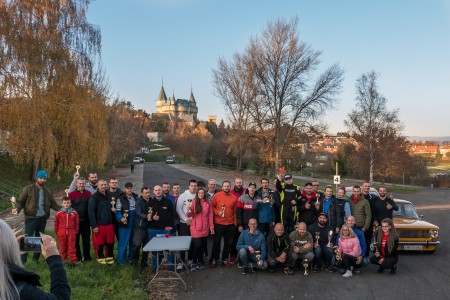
[340,224,356,239]
[0,219,22,299]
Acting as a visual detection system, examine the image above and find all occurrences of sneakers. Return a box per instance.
[190,264,197,272]
[237,261,244,269]
[284,267,294,275]
[105,257,114,265]
[390,265,397,274]
[196,263,205,270]
[229,256,237,264]
[342,270,353,277]
[242,267,249,275]
[353,268,361,274]
[268,267,275,273]
[222,260,231,268]
[312,265,320,273]
[209,261,217,268]
[326,266,335,273]
[177,263,184,271]
[96,258,107,265]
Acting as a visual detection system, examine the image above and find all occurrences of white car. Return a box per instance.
[133,157,144,164]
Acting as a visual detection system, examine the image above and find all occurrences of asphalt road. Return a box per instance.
[144,163,450,300]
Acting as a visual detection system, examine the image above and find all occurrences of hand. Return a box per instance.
[73,172,80,179]
[111,208,116,213]
[153,213,159,221]
[294,246,300,253]
[238,226,243,232]
[386,203,392,210]
[14,228,25,255]
[356,256,362,265]
[362,228,366,232]
[314,202,320,209]
[304,242,311,249]
[375,251,380,257]
[257,259,263,267]
[378,258,384,265]
[336,254,341,260]
[314,242,318,249]
[279,166,285,175]
[165,226,172,231]
[336,227,340,234]
[147,213,152,221]
[305,202,310,209]
[210,229,215,235]
[290,200,297,205]
[92,227,99,233]
[186,219,192,226]
[373,220,379,227]
[11,208,18,215]
[40,233,59,259]
[248,246,255,254]
[121,218,127,223]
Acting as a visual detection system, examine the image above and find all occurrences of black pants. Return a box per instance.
[132,228,150,266]
[267,252,295,268]
[258,223,272,237]
[364,226,373,257]
[211,224,235,262]
[76,221,91,261]
[22,217,46,263]
[192,237,207,264]
[339,253,358,271]
[177,223,192,261]
[370,255,398,270]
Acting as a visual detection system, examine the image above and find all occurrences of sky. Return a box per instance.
[87,0,450,137]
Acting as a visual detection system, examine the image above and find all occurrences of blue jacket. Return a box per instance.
[236,229,266,260]
[254,200,275,223]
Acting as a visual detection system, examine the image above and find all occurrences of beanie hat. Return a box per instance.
[36,170,48,179]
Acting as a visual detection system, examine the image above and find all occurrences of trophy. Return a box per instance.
[123,210,129,224]
[262,192,270,203]
[302,259,309,275]
[111,197,116,211]
[371,223,379,252]
[75,163,81,175]
[255,250,262,266]
[64,188,69,197]
[316,193,320,205]
[333,245,339,254]
[315,232,320,247]
[327,230,333,248]
[220,203,225,217]
[10,196,17,214]
[147,207,153,221]
[186,199,193,214]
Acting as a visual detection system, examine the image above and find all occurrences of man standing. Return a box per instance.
[229,178,246,264]
[336,187,351,225]
[88,179,115,264]
[312,180,324,199]
[289,222,315,267]
[207,179,219,201]
[210,181,237,268]
[373,186,399,225]
[257,177,280,225]
[277,174,302,234]
[13,170,60,262]
[176,180,197,266]
[236,182,260,235]
[163,182,177,236]
[68,176,92,262]
[236,218,268,275]
[108,177,121,242]
[298,183,318,227]
[361,181,376,257]
[315,185,342,234]
[115,182,137,264]
[132,186,151,268]
[308,213,334,272]
[69,172,98,194]
[172,183,181,202]
[266,223,294,274]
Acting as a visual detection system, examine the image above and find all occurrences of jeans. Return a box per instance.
[117,211,135,264]
[313,244,333,268]
[132,228,149,267]
[148,228,174,270]
[238,248,268,269]
[21,217,46,263]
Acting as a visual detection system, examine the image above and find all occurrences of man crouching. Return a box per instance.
[236,218,268,275]
[267,223,295,274]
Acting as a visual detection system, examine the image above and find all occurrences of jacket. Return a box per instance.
[211,191,237,226]
[236,193,260,227]
[338,236,361,257]
[372,197,399,224]
[298,191,318,226]
[376,235,399,259]
[187,199,214,238]
[115,192,138,228]
[88,190,114,228]
[308,222,335,246]
[68,189,91,223]
[349,196,372,231]
[176,190,196,223]
[236,229,267,260]
[8,255,70,300]
[336,227,366,257]
[254,199,275,224]
[147,196,176,229]
[135,196,150,229]
[54,208,79,234]
[317,195,343,230]
[289,231,314,255]
[266,231,290,258]
[17,183,60,220]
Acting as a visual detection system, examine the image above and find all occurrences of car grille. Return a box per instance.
[397,230,429,238]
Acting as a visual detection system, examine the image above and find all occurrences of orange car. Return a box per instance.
[345,187,440,252]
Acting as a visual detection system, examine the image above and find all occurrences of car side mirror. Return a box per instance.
[419,215,424,220]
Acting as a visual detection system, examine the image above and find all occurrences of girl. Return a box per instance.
[370,218,399,274]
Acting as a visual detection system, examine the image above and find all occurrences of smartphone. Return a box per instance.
[20,236,42,252]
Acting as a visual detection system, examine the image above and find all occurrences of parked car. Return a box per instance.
[133,157,144,164]
[344,186,440,252]
[165,156,175,164]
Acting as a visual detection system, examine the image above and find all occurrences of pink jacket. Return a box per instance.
[187,199,214,238]
[338,236,361,257]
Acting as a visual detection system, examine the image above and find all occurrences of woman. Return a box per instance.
[370,218,399,274]
[187,187,214,271]
[335,224,361,277]
[0,219,70,299]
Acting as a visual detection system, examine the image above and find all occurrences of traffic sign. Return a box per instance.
[333,175,341,184]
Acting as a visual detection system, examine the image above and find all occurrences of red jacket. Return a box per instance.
[187,199,214,238]
[54,208,79,234]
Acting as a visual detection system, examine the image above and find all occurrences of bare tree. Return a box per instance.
[345,71,403,182]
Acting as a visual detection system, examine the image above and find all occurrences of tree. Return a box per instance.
[345,71,403,182]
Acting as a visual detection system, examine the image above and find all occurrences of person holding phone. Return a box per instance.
[0,219,70,299]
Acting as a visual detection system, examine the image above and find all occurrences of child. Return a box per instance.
[55,196,79,265]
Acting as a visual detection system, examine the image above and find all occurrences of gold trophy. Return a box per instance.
[147,207,153,221]
[316,193,320,204]
[220,203,225,217]
[255,250,262,266]
[111,197,116,212]
[333,245,339,254]
[262,192,270,203]
[123,210,129,224]
[327,230,333,248]
[64,188,69,197]
[10,196,17,215]
[302,258,309,275]
[315,232,320,247]
[75,163,81,175]
[186,199,193,214]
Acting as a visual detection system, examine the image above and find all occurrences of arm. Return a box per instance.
[135,199,147,220]
[363,201,372,231]
[115,198,124,222]
[389,199,399,211]
[266,234,275,257]
[16,186,29,214]
[208,202,214,232]
[344,202,351,218]
[88,196,98,229]
[335,200,343,229]
[236,231,247,251]
[352,238,361,257]
[68,176,77,193]
[236,200,244,227]
[260,234,267,260]
[176,195,188,222]
[168,200,176,226]
[54,213,59,234]
[275,179,283,193]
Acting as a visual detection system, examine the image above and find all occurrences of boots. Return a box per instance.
[342,270,353,277]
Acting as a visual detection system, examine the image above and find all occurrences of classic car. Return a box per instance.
[344,186,440,252]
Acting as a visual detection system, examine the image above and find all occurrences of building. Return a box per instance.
[155,84,198,122]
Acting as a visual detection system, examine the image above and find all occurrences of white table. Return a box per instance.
[143,236,192,291]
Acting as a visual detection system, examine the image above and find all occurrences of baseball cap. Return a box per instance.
[284,174,292,180]
[318,212,328,218]
[248,181,257,188]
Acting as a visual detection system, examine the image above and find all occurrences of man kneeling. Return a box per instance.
[236,218,267,275]
[267,223,294,274]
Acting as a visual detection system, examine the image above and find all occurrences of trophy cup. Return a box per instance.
[64,188,69,197]
[263,192,270,203]
[315,232,320,247]
[220,203,225,217]
[327,230,333,248]
[186,199,193,214]
[75,163,81,176]
[255,250,262,267]
[111,197,116,212]
[123,210,129,224]
[333,245,339,255]
[10,196,17,215]
[316,193,320,205]
[302,259,309,275]
[147,206,153,221]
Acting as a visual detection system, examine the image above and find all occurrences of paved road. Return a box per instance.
[144,163,450,300]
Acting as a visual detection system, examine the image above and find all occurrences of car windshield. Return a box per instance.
[393,203,419,219]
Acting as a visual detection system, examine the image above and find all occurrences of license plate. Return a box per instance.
[403,245,423,250]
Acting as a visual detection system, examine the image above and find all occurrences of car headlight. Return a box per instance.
[430,230,439,238]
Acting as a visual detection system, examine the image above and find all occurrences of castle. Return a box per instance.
[155,84,198,122]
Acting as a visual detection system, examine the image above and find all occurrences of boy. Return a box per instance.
[55,196,79,265]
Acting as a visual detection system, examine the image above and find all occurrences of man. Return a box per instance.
[236,182,260,234]
[115,182,137,264]
[312,180,324,199]
[289,222,314,267]
[257,178,280,226]
[210,180,238,268]
[69,172,98,194]
[335,216,367,273]
[336,187,351,225]
[88,179,115,264]
[206,179,219,201]
[108,177,121,242]
[176,180,197,266]
[308,213,334,272]
[373,186,399,225]
[172,183,181,201]
[229,178,246,263]
[13,170,61,262]
[147,185,176,270]
[236,218,267,275]
[163,182,177,236]
[266,223,294,274]
[68,176,92,262]
[354,183,373,257]
[277,173,302,234]
[132,187,151,268]
[298,182,318,227]
[315,185,342,234]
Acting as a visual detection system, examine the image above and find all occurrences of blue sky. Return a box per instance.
[87,0,450,136]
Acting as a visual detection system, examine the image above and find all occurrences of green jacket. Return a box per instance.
[349,197,372,231]
[17,183,60,219]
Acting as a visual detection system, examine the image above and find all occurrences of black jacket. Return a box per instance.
[135,196,150,229]
[298,192,319,226]
[317,195,343,230]
[308,221,336,246]
[68,189,91,223]
[116,192,138,228]
[9,255,70,300]
[88,190,114,228]
[147,196,176,230]
[372,197,399,224]
[266,231,291,258]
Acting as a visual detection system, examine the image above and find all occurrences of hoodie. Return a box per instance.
[176,190,196,223]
